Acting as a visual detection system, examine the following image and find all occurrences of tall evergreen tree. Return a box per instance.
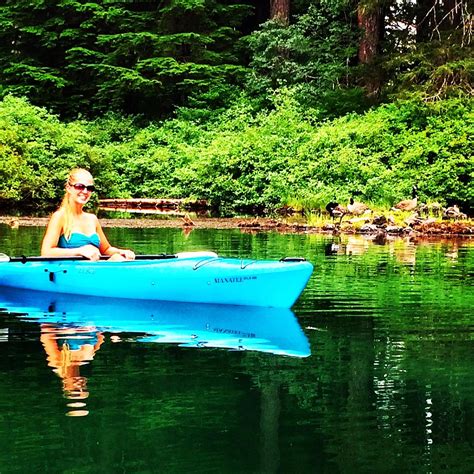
[245,1,362,116]
[0,0,252,118]
[0,0,471,119]
[357,0,384,97]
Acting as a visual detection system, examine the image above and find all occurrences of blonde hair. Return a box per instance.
[60,168,93,240]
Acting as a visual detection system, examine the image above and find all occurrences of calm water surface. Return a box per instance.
[0,224,473,473]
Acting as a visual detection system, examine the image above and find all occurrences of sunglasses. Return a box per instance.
[69,182,96,193]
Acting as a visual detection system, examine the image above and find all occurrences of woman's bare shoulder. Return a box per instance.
[49,208,65,223]
[84,212,100,228]
[84,211,99,222]
[43,209,65,239]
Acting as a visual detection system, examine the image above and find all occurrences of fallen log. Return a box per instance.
[99,198,208,211]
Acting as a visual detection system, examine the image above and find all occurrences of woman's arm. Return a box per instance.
[96,216,135,260]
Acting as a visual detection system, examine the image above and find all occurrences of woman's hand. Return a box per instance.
[79,245,101,261]
[120,249,135,260]
[108,249,135,261]
[123,249,135,260]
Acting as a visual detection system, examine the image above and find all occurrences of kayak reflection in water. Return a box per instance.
[41,168,135,261]
[40,324,104,415]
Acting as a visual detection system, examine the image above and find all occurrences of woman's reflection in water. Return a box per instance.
[40,324,104,417]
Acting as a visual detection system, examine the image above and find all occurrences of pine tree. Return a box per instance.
[0,0,252,118]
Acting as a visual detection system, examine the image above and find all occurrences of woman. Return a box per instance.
[40,323,104,402]
[41,168,135,260]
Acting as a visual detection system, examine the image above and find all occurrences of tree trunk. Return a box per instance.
[357,3,383,64]
[357,2,384,97]
[270,0,290,25]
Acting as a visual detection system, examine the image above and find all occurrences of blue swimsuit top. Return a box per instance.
[58,232,100,249]
[57,333,100,350]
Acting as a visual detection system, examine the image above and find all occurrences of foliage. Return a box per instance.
[376,0,473,102]
[0,0,252,118]
[1,94,472,215]
[244,2,364,118]
[0,0,471,122]
[383,40,474,101]
[0,96,117,208]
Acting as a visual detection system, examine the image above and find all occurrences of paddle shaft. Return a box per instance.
[7,254,177,263]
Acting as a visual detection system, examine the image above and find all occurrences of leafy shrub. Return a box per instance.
[0,93,472,215]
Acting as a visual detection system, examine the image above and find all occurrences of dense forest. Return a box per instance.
[0,0,472,215]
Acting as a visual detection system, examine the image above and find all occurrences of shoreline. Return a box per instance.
[1,215,473,239]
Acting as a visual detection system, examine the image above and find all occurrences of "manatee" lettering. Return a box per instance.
[214,275,257,284]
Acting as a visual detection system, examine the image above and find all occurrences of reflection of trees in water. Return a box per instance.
[40,324,104,416]
[259,381,280,473]
[239,306,473,472]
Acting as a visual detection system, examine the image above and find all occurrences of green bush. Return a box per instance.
[0,93,472,215]
[0,96,124,209]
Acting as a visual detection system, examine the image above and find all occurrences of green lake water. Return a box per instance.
[0,224,473,473]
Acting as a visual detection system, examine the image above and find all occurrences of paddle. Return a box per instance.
[0,254,176,263]
[0,251,218,263]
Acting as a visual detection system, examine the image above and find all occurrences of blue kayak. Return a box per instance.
[0,286,311,357]
[0,251,313,308]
